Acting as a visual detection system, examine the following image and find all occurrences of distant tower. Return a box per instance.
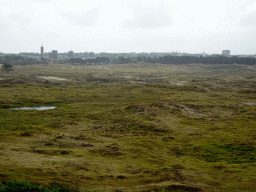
[41,45,44,59]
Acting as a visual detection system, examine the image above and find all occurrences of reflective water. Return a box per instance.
[12,106,57,110]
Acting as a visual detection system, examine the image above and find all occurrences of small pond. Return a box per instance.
[11,106,57,110]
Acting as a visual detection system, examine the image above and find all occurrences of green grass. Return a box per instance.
[190,144,256,163]
[0,84,171,133]
[0,64,256,191]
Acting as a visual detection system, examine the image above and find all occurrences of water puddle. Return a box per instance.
[11,106,57,110]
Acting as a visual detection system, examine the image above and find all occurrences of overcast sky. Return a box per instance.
[1,0,256,54]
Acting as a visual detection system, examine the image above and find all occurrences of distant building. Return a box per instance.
[190,53,206,57]
[50,50,58,60]
[170,52,180,56]
[41,46,44,59]
[0,52,3,56]
[235,54,250,58]
[222,50,231,56]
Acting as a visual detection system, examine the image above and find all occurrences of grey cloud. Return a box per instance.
[0,22,10,32]
[10,14,30,27]
[240,11,256,26]
[32,0,51,2]
[61,6,100,26]
[0,13,11,32]
[123,6,172,28]
[0,13,30,31]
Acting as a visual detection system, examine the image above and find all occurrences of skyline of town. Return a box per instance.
[2,49,256,58]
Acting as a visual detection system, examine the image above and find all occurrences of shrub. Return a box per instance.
[0,180,81,192]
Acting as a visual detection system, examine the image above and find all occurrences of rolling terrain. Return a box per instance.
[0,63,256,191]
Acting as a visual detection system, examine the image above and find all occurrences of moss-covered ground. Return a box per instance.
[0,63,256,191]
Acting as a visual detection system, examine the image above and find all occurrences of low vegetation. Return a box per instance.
[0,63,255,191]
[0,180,82,192]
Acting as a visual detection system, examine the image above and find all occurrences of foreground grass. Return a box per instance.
[0,180,85,192]
[0,64,256,191]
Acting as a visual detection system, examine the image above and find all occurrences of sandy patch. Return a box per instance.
[123,76,133,79]
[178,104,206,117]
[243,102,256,106]
[37,76,70,81]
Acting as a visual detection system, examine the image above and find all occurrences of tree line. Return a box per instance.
[63,55,256,65]
[154,55,256,65]
[1,54,256,66]
[0,55,47,65]
[60,57,110,65]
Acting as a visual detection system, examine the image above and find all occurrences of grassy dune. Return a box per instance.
[0,63,256,191]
